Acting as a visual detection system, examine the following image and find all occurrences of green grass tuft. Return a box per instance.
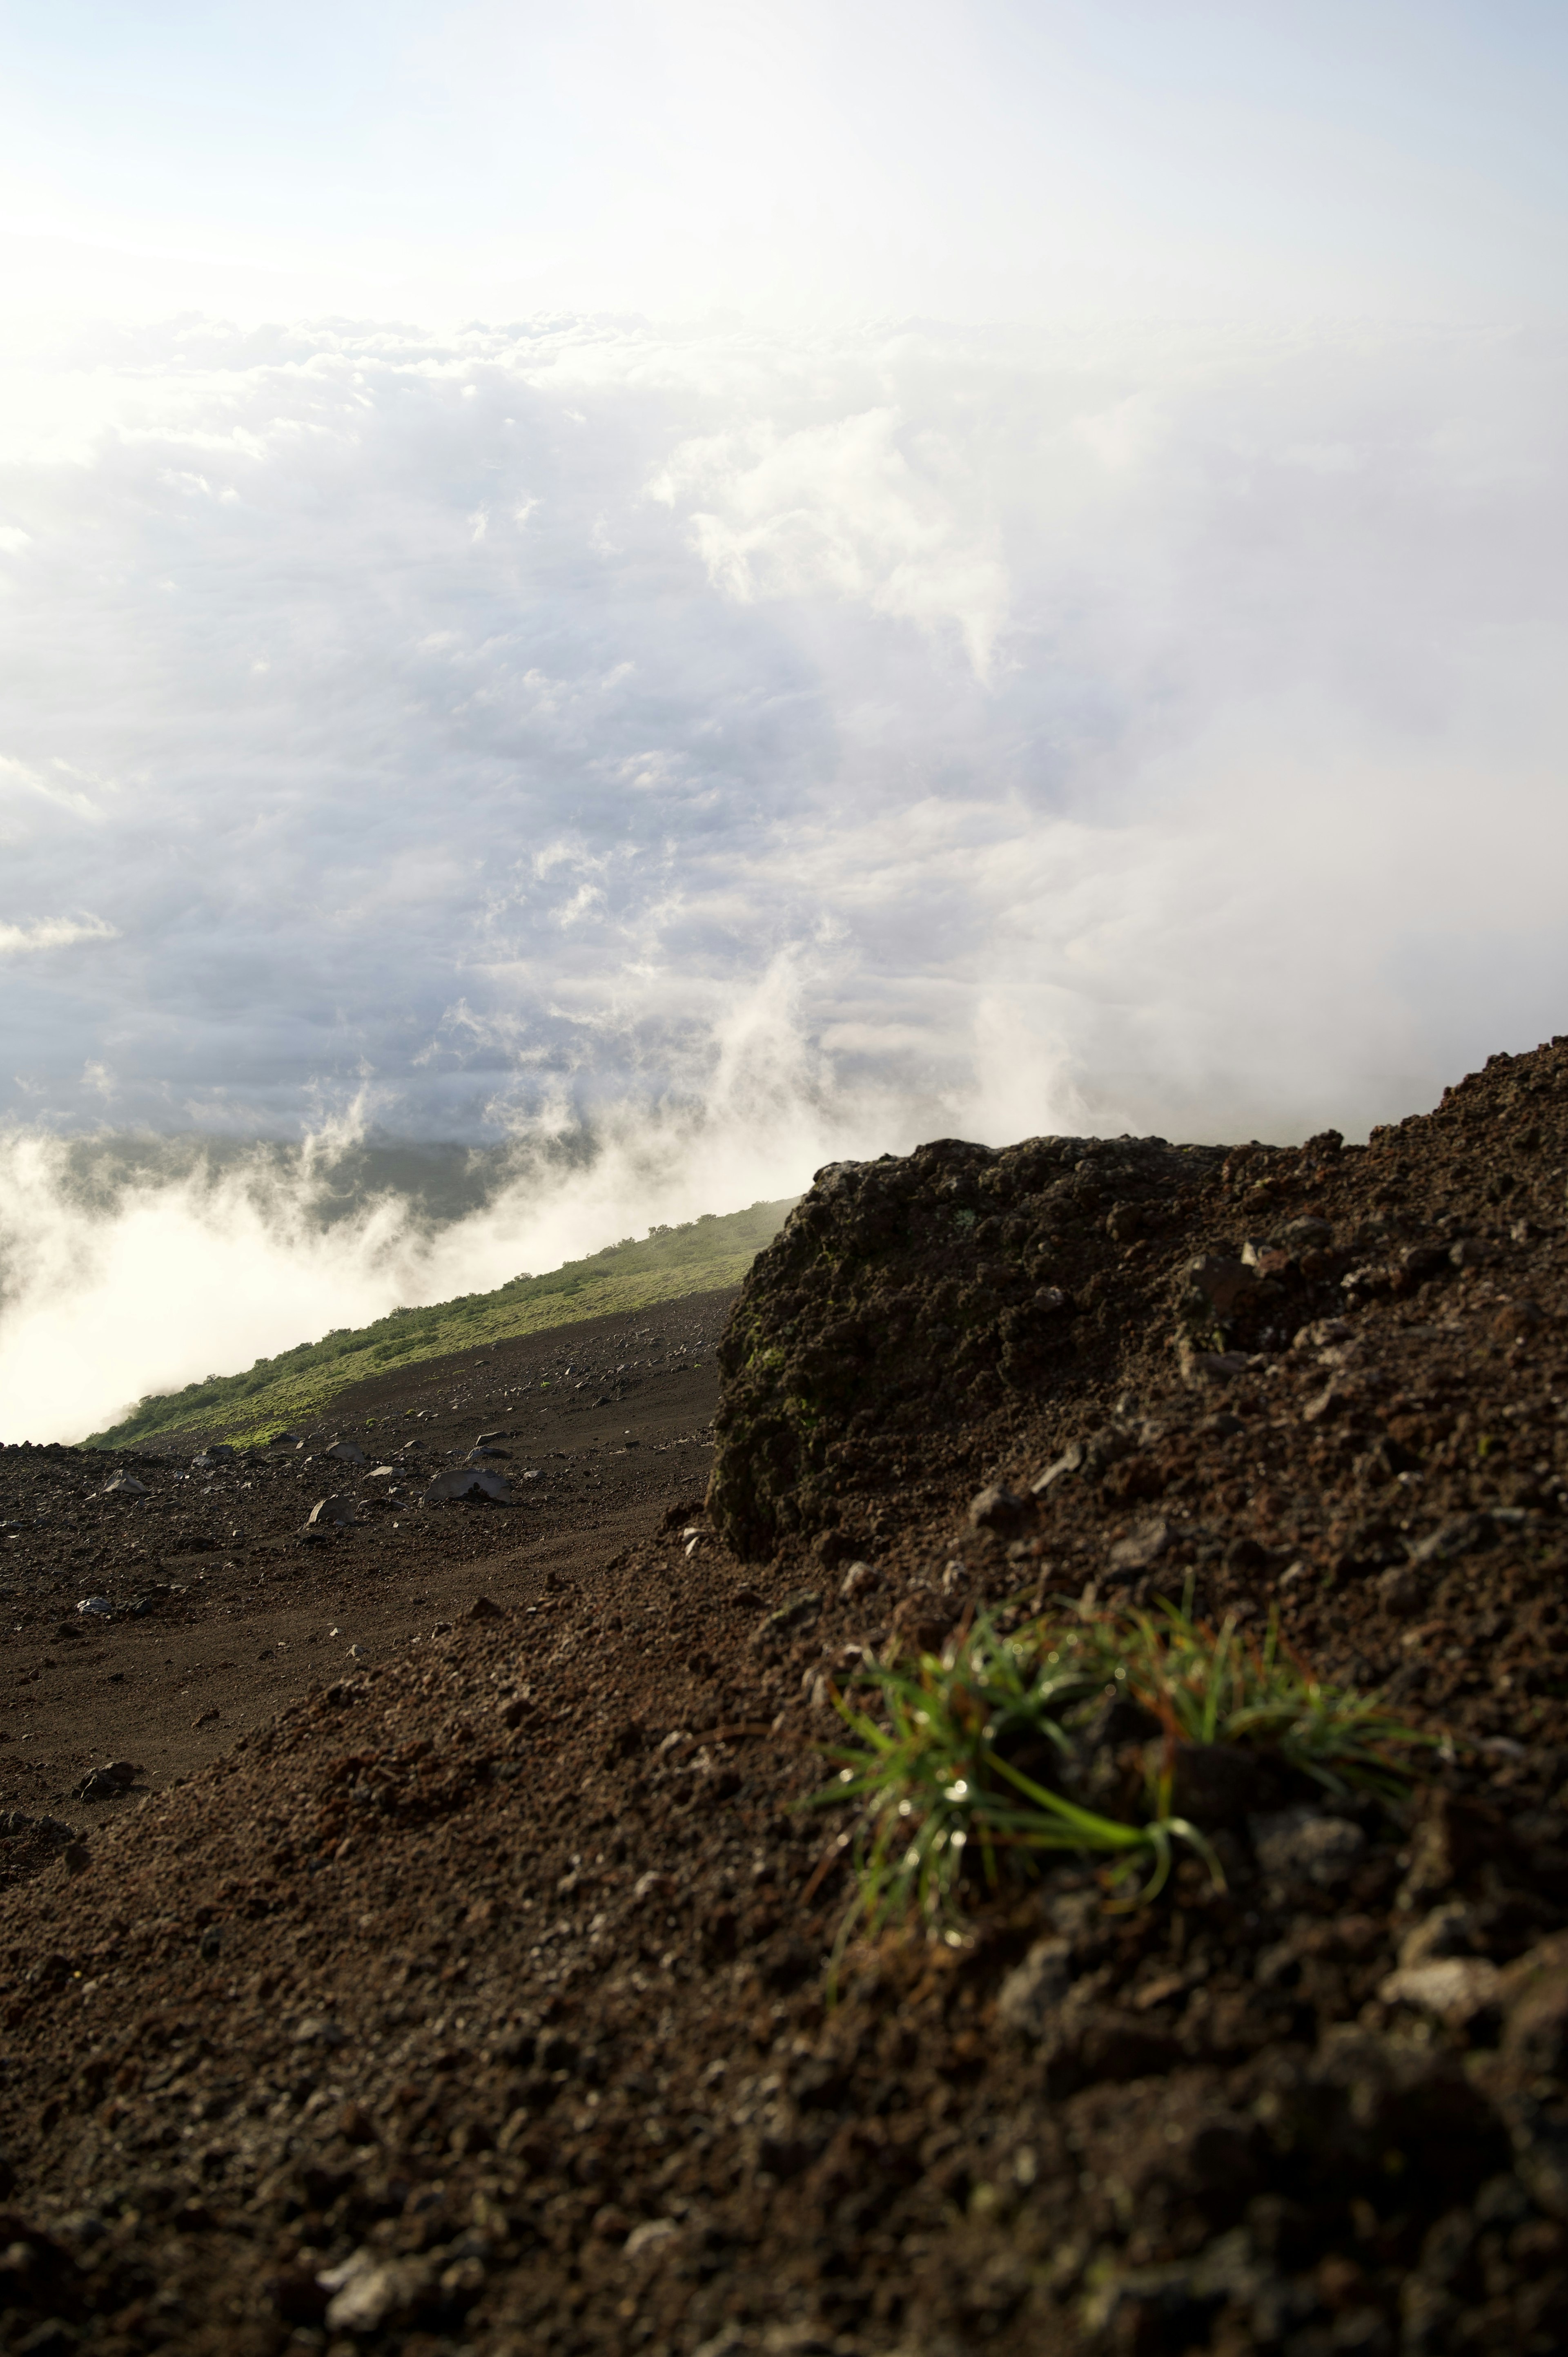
[814,1588,1433,1955]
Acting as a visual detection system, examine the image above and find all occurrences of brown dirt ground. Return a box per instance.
[5,1041,1568,2357]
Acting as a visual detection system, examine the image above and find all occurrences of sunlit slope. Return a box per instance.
[88,1199,796,1449]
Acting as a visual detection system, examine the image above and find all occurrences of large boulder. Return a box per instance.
[706,1132,1225,1559]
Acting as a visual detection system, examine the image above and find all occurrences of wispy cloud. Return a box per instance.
[0,912,117,956]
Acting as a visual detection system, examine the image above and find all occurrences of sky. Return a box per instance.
[1,2,1566,1439]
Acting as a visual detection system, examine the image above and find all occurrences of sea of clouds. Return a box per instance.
[2,311,1565,1438]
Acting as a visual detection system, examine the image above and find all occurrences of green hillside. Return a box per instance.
[88,1197,796,1450]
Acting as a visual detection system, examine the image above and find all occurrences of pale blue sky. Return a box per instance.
[3,2,1567,325]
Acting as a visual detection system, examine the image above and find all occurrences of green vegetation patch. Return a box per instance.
[89,1197,797,1449]
[815,1590,1432,1955]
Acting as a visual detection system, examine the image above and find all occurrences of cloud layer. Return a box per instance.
[4,313,1566,1148]
[2,310,1566,1437]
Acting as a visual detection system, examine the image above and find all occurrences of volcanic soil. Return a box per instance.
[6,1039,1568,2357]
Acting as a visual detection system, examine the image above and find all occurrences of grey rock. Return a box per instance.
[1107,1518,1170,1574]
[838,1560,879,1600]
[1379,1956,1501,2025]
[318,2250,432,2333]
[968,1483,1028,1531]
[1411,1512,1497,1564]
[420,1467,513,1505]
[996,1936,1075,2037]
[76,1595,113,1618]
[293,2014,346,2047]
[101,1474,148,1497]
[72,1760,140,1802]
[325,1440,368,1467]
[307,1495,360,1527]
[1249,1805,1365,1889]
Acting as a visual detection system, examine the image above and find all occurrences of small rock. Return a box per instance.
[325,1440,368,1466]
[996,1936,1075,2037]
[467,1595,505,1622]
[1283,1217,1334,1252]
[421,1468,514,1505]
[1380,1956,1501,2025]
[61,1841,90,1875]
[1375,1563,1425,1616]
[293,2014,346,2048]
[76,1596,113,1619]
[193,1706,220,1728]
[267,1429,303,1446]
[968,1484,1027,1532]
[1292,1316,1352,1350]
[1249,1806,1365,1889]
[72,1761,140,1802]
[624,2217,681,2259]
[1107,1518,1169,1574]
[1399,1902,1480,1970]
[101,1474,148,1496]
[838,1560,879,1600]
[307,1495,359,1528]
[318,2251,430,2333]
[1411,1513,1497,1565]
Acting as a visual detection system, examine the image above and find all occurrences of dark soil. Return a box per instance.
[6,1040,1568,2356]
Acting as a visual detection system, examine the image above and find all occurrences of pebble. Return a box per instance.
[325,1440,368,1467]
[101,1474,148,1496]
[838,1560,879,1600]
[421,1467,514,1505]
[76,1596,113,1618]
[307,1494,360,1527]
[996,1936,1075,2037]
[1249,1806,1365,1889]
[318,2251,430,2332]
[1107,1518,1169,1573]
[968,1484,1027,1531]
[624,2217,682,2258]
[1380,1956,1502,2025]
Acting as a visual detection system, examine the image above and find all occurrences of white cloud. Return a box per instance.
[0,308,1564,1434]
[0,913,117,956]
